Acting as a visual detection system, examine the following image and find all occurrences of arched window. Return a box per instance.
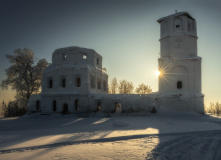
[53,100,56,112]
[177,81,182,89]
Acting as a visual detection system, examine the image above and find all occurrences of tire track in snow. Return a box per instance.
[147,130,221,160]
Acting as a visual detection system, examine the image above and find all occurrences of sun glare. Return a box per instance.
[155,70,161,76]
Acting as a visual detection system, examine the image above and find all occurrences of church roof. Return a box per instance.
[157,12,195,23]
[53,46,96,55]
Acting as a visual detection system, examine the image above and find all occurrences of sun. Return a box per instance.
[155,70,161,76]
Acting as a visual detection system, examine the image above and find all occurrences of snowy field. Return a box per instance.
[0,112,221,160]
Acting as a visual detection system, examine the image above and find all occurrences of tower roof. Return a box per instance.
[157,12,195,23]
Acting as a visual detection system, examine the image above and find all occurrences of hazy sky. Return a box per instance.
[1,0,221,107]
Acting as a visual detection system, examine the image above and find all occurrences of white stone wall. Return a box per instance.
[156,93,204,114]
[158,57,202,94]
[40,93,156,114]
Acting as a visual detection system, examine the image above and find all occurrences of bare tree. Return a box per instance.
[206,102,221,115]
[1,100,7,116]
[108,77,118,94]
[118,79,134,94]
[135,83,152,94]
[1,48,48,108]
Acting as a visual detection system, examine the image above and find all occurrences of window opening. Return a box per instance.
[77,78,81,87]
[83,54,87,59]
[174,18,182,31]
[97,58,99,65]
[115,102,121,112]
[53,100,56,112]
[49,79,53,88]
[91,75,95,89]
[62,103,68,114]
[177,81,182,89]
[97,78,101,90]
[62,78,66,88]
[36,100,40,111]
[75,99,79,111]
[63,53,67,61]
[188,23,191,31]
[97,101,101,111]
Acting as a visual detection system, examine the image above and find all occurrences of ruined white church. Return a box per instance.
[28,12,204,114]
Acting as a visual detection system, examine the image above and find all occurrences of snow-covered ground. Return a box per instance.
[0,112,221,160]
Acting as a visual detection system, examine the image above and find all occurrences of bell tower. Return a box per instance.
[157,12,202,95]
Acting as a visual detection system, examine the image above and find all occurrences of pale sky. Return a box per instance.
[1,0,221,107]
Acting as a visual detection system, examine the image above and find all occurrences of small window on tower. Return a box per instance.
[177,81,182,89]
[97,58,99,65]
[174,18,182,31]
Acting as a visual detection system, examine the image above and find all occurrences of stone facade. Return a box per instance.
[157,12,204,113]
[28,12,204,114]
[158,12,201,94]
